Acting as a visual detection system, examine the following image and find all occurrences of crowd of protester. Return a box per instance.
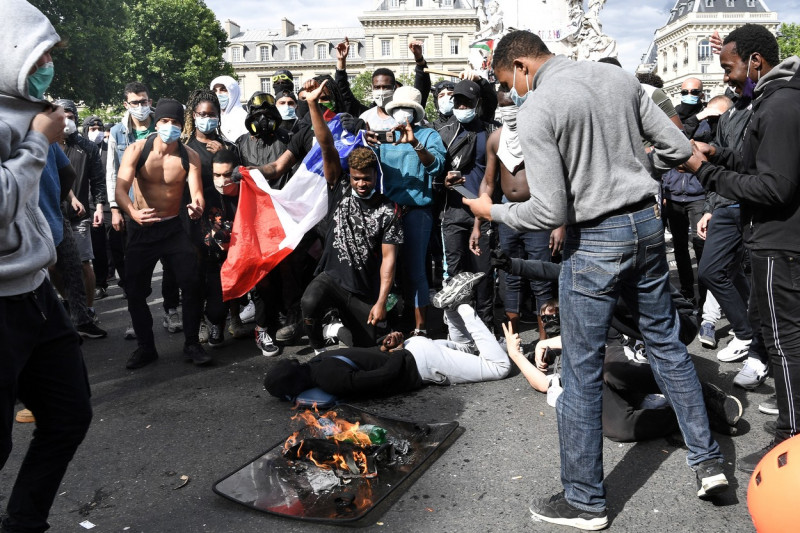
[2,0,799,529]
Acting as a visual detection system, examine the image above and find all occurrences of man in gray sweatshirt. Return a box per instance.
[0,1,93,531]
[464,30,726,530]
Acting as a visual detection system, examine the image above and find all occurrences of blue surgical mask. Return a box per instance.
[158,123,182,144]
[217,93,229,110]
[681,94,700,106]
[278,104,297,120]
[438,95,454,115]
[352,187,376,199]
[453,107,476,124]
[195,116,219,134]
[509,68,530,107]
[27,61,54,100]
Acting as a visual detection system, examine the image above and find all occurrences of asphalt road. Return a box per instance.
[2,264,772,533]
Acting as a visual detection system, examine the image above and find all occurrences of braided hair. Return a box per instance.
[183,89,222,141]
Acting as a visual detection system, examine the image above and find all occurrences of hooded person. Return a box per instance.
[0,1,93,532]
[209,75,248,142]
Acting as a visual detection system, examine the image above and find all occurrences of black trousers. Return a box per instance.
[300,271,386,350]
[90,214,109,290]
[0,279,92,533]
[663,198,705,301]
[203,258,227,325]
[750,250,800,442]
[442,207,494,325]
[125,218,201,350]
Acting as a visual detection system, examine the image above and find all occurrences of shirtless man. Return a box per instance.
[115,98,211,369]
[467,90,565,336]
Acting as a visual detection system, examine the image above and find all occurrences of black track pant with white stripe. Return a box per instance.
[750,250,800,442]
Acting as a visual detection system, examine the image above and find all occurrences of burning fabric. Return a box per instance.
[213,405,460,524]
[282,409,410,481]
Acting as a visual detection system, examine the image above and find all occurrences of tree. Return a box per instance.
[29,0,127,107]
[120,0,235,103]
[778,23,800,61]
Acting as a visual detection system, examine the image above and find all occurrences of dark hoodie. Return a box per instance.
[0,0,61,296]
[696,56,800,253]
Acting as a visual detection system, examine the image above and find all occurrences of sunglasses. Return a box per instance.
[250,93,276,107]
[271,74,292,83]
[681,89,703,96]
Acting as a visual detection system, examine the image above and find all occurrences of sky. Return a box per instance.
[205,0,800,72]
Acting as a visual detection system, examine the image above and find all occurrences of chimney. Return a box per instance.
[224,19,240,39]
[300,24,310,32]
[281,18,295,37]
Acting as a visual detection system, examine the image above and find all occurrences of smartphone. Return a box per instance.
[452,184,477,200]
[368,130,394,143]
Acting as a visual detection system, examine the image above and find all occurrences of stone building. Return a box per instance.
[223,0,480,103]
[637,0,779,102]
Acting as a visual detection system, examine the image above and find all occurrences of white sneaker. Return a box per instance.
[163,308,183,333]
[717,336,751,362]
[124,323,136,340]
[198,320,209,343]
[239,301,256,324]
[255,326,279,357]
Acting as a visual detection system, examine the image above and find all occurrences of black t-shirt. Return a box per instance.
[307,347,423,398]
[185,135,238,212]
[320,179,403,299]
[236,128,295,190]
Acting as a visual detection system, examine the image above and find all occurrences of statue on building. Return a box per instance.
[475,0,504,41]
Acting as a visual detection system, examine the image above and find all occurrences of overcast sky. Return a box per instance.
[205,0,800,71]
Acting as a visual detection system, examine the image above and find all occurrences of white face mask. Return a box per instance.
[438,95,454,115]
[88,129,105,144]
[64,119,77,136]
[391,108,415,125]
[129,105,150,121]
[373,88,394,109]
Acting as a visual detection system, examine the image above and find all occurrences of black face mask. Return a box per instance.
[295,99,310,120]
[542,313,561,338]
[245,105,282,142]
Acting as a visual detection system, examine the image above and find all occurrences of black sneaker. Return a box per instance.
[694,458,729,498]
[208,323,225,347]
[94,287,107,300]
[702,382,742,427]
[126,347,158,370]
[432,272,486,309]
[529,492,608,531]
[184,342,212,366]
[738,440,780,474]
[77,321,107,339]
[758,395,779,415]
[764,420,777,434]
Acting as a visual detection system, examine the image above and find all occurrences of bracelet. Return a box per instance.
[413,141,425,152]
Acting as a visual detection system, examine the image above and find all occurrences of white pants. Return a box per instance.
[405,304,510,385]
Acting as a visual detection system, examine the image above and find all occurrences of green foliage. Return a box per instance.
[30,0,233,107]
[78,106,125,124]
[120,0,235,104]
[30,0,127,107]
[778,23,800,61]
[348,71,439,123]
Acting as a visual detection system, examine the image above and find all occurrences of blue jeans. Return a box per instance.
[498,223,554,314]
[557,204,721,512]
[401,207,433,308]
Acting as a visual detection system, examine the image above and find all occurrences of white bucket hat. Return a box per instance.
[385,86,425,124]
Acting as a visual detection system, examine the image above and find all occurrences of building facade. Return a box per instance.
[637,0,779,102]
[224,0,479,103]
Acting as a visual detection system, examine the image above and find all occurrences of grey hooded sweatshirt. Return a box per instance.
[491,55,692,231]
[0,0,61,296]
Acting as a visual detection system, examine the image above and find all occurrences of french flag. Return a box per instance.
[221,116,371,301]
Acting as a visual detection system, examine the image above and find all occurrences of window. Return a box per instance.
[726,0,734,7]
[260,78,272,94]
[698,39,711,61]
[450,37,460,55]
[705,0,714,7]
[390,0,399,6]
[416,0,424,6]
[381,39,391,57]
[349,42,358,58]
[747,0,755,5]
[317,43,328,59]
[443,0,453,5]
[231,47,242,62]
[288,45,299,61]
[293,76,302,90]
[259,46,270,62]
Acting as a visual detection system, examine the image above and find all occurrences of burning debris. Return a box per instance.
[213,405,460,524]
[283,408,411,483]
